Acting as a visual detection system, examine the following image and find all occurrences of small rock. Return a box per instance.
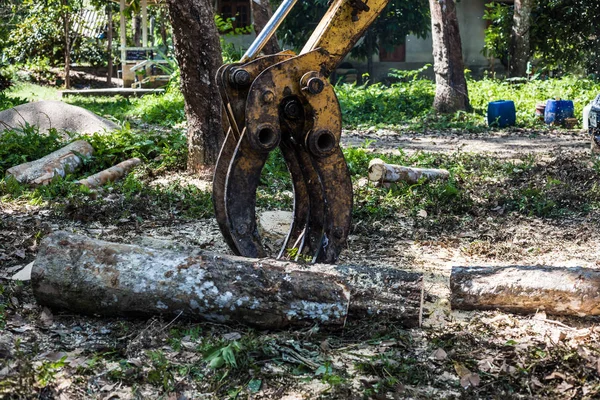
[258,211,293,241]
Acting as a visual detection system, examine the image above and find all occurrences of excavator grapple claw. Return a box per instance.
[212,0,390,263]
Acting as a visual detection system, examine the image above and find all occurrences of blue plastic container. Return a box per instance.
[544,99,574,125]
[487,100,516,128]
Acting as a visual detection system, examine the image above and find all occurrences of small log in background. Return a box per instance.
[6,140,94,186]
[368,158,450,184]
[451,266,600,316]
[78,157,141,189]
[32,231,423,329]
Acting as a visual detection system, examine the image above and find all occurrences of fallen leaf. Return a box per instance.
[40,307,53,328]
[127,358,143,368]
[100,383,118,392]
[430,348,447,361]
[556,381,574,392]
[545,371,566,380]
[477,357,494,372]
[531,377,544,388]
[460,373,480,389]
[222,332,242,341]
[454,361,471,378]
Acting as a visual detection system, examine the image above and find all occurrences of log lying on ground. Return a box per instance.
[32,231,423,329]
[78,157,142,189]
[451,266,600,316]
[368,158,450,184]
[6,140,94,186]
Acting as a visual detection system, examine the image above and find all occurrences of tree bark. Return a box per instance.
[62,0,71,89]
[365,31,375,81]
[509,0,534,77]
[368,158,450,184]
[428,0,470,113]
[6,141,94,186]
[78,158,141,189]
[167,0,224,172]
[107,5,113,85]
[159,6,169,56]
[32,231,424,329]
[250,0,280,55]
[450,266,600,316]
[133,13,142,47]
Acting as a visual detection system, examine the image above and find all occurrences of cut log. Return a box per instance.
[78,157,142,189]
[368,158,450,184]
[6,140,94,186]
[450,266,600,316]
[32,231,423,329]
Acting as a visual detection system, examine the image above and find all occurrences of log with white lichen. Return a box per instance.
[368,158,450,184]
[32,232,424,329]
[78,157,142,189]
[6,140,94,186]
[450,266,600,316]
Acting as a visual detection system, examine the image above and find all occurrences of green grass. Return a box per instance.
[6,82,60,102]
[336,74,600,130]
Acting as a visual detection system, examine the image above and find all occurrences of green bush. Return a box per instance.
[336,72,435,128]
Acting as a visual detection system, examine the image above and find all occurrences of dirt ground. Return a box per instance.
[2,128,600,399]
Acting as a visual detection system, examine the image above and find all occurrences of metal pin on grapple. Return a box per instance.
[212,0,390,263]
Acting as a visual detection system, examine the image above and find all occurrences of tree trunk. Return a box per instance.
[428,0,470,113]
[32,231,424,329]
[133,13,142,47]
[368,158,450,184]
[509,0,534,77]
[450,266,600,316]
[365,31,375,81]
[159,7,169,56]
[250,0,280,55]
[107,6,113,85]
[62,0,71,89]
[6,141,94,186]
[167,0,224,172]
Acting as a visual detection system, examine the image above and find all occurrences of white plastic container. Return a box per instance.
[583,103,593,130]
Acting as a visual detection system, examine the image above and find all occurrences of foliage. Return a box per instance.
[4,0,109,68]
[483,1,600,76]
[482,2,512,65]
[336,66,435,127]
[532,1,600,76]
[0,125,64,176]
[215,15,251,64]
[275,0,429,60]
[0,91,27,110]
[65,89,185,127]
